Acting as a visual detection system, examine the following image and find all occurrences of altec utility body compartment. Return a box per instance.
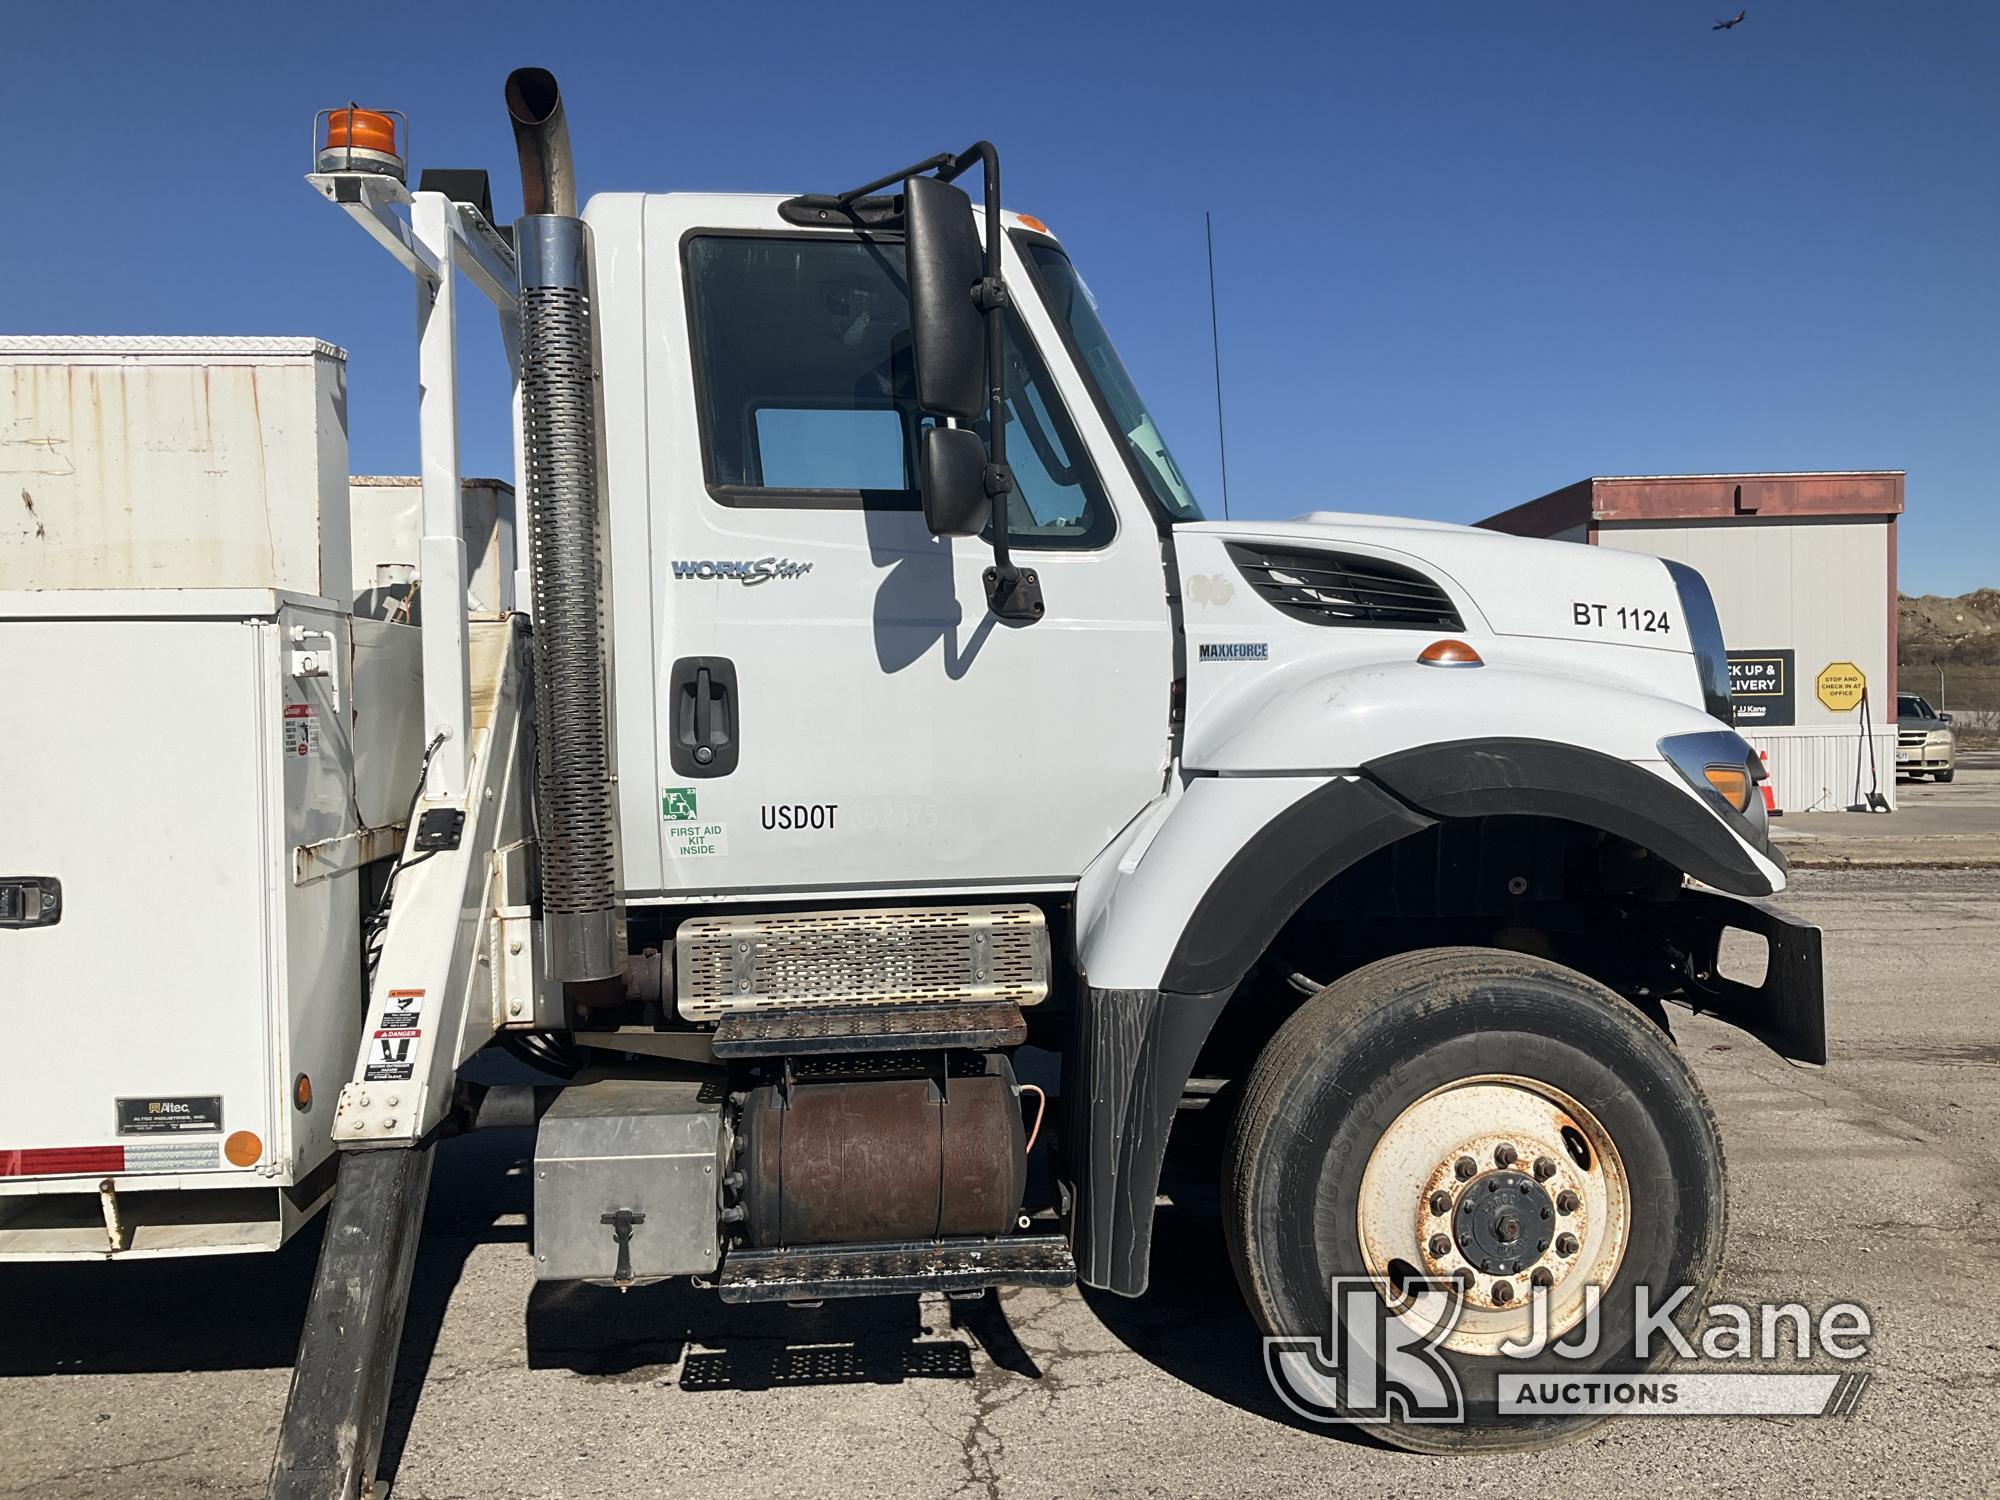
[0,339,423,1259]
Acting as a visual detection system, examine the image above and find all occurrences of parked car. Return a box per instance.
[1897,692,1956,781]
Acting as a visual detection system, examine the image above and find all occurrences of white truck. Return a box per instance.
[0,69,1823,1491]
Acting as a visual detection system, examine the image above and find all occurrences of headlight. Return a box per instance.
[1663,561,1732,725]
[1660,729,1764,825]
[1928,730,1954,744]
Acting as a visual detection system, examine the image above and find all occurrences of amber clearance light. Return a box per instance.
[1417,639,1483,668]
[1702,764,1753,813]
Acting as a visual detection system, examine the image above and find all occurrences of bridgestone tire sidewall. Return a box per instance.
[1226,948,1726,1452]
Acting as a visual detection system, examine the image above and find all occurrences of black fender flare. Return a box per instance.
[1364,736,1781,898]
[1067,741,1783,1297]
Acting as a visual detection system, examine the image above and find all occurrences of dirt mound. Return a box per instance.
[1901,590,2000,666]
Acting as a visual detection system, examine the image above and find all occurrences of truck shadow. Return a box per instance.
[523,1278,1037,1392]
[0,1219,325,1376]
[1079,1150,1386,1447]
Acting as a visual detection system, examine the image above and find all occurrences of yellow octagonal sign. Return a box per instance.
[1816,661,1866,712]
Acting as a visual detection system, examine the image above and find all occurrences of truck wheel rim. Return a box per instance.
[1354,1073,1631,1356]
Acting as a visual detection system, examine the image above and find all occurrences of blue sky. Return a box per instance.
[7,1,1993,594]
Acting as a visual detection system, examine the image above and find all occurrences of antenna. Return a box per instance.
[1205,210,1232,520]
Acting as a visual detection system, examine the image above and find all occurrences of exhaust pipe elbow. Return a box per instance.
[505,67,577,219]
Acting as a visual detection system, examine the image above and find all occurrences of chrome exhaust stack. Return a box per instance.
[507,67,624,985]
[505,67,577,218]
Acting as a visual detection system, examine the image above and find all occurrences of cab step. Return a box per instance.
[710,1000,1027,1058]
[716,1234,1075,1303]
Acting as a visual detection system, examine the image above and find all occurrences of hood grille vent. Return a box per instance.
[1226,543,1463,630]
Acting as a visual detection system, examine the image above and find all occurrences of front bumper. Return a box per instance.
[1896,744,1953,772]
[1660,888,1826,1065]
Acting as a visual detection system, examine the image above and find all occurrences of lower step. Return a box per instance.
[717,1234,1076,1303]
[710,1000,1026,1057]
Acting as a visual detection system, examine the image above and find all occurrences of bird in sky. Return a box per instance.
[1713,9,1747,28]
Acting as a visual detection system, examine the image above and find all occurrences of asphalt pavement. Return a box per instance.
[3,867,1997,1499]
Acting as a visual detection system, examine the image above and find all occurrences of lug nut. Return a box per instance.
[1494,1143,1517,1168]
[1534,1156,1557,1181]
[1429,1233,1452,1258]
[1555,1232,1580,1256]
[1455,1155,1477,1180]
[1531,1267,1554,1288]
[1492,1281,1514,1304]
[1429,1190,1453,1216]
[1556,1190,1579,1214]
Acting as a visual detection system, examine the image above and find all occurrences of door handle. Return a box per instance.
[669,656,738,777]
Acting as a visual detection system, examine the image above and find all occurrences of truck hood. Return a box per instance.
[1173,512,1686,648]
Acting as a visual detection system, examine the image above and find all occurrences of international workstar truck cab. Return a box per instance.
[0,67,1823,1494]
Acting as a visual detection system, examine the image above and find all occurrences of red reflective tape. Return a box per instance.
[0,1146,126,1177]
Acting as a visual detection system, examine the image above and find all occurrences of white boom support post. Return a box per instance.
[307,171,538,1145]
[411,191,472,797]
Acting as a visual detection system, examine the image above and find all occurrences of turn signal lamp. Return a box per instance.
[1014,213,1051,234]
[1417,639,1483,668]
[315,105,407,183]
[1702,764,1753,813]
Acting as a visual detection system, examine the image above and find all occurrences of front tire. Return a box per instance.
[1224,947,1726,1453]
[1936,768,1955,783]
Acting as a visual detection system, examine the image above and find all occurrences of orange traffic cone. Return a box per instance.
[1759,750,1781,817]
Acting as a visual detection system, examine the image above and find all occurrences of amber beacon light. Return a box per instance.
[315,104,408,183]
[1417,638,1484,668]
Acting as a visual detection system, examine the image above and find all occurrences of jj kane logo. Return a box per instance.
[1265,1277,1874,1425]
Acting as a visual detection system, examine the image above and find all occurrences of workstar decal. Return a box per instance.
[671,557,812,584]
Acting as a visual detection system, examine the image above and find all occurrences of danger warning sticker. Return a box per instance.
[364,1031,416,1082]
[284,703,318,758]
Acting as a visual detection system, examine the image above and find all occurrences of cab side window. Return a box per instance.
[685,234,1110,547]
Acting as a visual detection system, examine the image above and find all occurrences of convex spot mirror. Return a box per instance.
[904,174,986,424]
[919,426,988,537]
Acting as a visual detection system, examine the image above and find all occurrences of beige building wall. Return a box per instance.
[1599,516,1896,812]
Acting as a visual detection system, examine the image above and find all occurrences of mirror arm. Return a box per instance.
[943,142,1041,622]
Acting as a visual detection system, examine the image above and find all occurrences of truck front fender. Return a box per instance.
[1067,732,1784,1297]
[1067,776,1431,1295]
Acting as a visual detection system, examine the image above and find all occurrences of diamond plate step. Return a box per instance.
[710,1001,1027,1058]
[717,1234,1075,1303]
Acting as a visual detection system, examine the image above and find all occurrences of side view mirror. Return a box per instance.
[918,426,988,537]
[904,175,986,423]
[901,151,1041,623]
[1940,711,1954,723]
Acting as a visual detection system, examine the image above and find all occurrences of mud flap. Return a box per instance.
[1061,985,1230,1297]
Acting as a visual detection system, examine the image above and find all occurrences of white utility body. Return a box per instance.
[0,339,423,1257]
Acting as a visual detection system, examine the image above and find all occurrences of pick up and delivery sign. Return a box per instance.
[1728,650,1794,727]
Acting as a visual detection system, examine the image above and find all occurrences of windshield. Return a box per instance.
[1899,695,1935,719]
[1018,240,1204,522]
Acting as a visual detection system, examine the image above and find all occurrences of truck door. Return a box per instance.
[598,195,1173,897]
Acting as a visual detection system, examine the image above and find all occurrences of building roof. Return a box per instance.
[1480,471,1904,537]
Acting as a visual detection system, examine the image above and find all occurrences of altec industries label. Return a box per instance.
[116,1095,223,1135]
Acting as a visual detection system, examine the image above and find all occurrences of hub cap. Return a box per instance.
[1355,1074,1631,1355]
